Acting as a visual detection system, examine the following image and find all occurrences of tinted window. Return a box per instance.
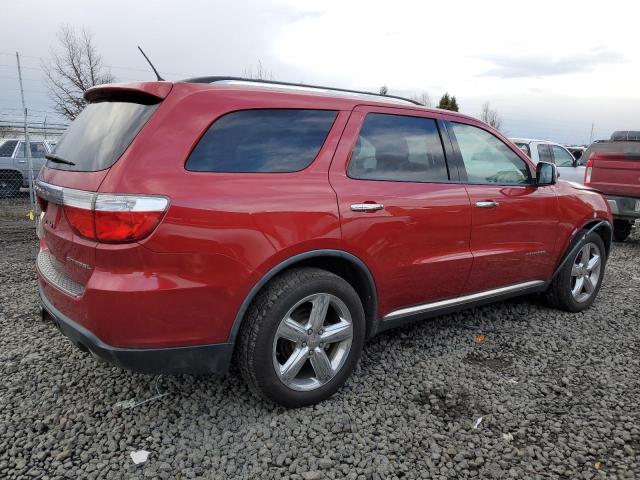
[551,145,575,167]
[0,140,18,157]
[51,101,159,171]
[16,142,47,158]
[348,113,448,182]
[451,123,531,185]
[537,144,553,163]
[186,109,337,173]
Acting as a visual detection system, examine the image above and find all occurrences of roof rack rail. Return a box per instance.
[182,76,422,106]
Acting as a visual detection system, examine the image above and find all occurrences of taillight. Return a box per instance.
[94,195,168,243]
[48,186,169,243]
[36,195,48,212]
[584,159,593,184]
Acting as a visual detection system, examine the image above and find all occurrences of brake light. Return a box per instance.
[94,195,168,242]
[53,187,168,243]
[584,159,593,184]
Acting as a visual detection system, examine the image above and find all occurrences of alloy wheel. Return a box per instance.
[570,242,602,302]
[272,293,353,392]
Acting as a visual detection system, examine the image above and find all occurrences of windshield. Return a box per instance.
[50,101,158,171]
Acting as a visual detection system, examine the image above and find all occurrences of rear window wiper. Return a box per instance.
[45,153,76,166]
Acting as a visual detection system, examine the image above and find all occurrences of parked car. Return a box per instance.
[583,131,640,241]
[0,139,55,197]
[511,138,585,183]
[36,79,612,407]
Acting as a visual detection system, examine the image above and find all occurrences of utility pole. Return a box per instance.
[16,52,36,221]
[589,123,594,145]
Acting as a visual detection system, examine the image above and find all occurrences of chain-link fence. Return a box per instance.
[0,123,67,228]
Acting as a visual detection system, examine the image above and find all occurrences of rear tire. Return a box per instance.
[0,171,22,198]
[236,267,365,407]
[613,219,632,242]
[545,231,606,312]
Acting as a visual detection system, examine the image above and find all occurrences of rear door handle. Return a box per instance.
[475,201,500,208]
[351,203,384,212]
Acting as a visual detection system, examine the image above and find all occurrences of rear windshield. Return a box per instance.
[49,101,158,171]
[186,109,337,173]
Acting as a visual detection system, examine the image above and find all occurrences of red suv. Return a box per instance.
[36,78,612,407]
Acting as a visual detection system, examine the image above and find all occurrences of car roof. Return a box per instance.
[510,137,564,147]
[179,77,480,123]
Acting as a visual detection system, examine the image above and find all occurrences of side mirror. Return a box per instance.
[536,161,558,186]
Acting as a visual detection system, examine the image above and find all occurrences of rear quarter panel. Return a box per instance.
[97,85,351,343]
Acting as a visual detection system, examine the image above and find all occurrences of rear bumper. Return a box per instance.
[606,195,640,220]
[40,286,234,375]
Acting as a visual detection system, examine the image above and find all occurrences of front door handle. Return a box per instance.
[475,201,500,208]
[351,203,384,212]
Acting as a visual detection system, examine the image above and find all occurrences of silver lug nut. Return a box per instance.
[307,328,313,335]
[309,350,314,356]
[302,342,307,347]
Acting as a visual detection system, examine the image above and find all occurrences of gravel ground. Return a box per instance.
[1,197,639,479]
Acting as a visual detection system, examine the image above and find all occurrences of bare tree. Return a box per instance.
[379,85,388,96]
[480,101,503,131]
[410,91,433,107]
[43,25,114,121]
[242,60,273,80]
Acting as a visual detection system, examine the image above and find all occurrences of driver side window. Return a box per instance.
[551,145,575,167]
[451,123,531,185]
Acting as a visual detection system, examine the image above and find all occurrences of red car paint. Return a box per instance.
[36,81,612,365]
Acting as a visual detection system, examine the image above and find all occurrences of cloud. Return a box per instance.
[482,48,626,78]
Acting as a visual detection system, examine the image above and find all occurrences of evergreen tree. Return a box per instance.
[449,96,459,112]
[438,93,451,109]
[437,93,460,112]
[379,85,388,96]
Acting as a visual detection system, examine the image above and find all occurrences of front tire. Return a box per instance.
[236,267,365,407]
[613,219,632,242]
[545,231,606,312]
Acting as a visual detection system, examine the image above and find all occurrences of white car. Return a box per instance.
[510,138,586,184]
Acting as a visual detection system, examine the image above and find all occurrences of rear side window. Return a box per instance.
[50,101,159,171]
[186,109,337,173]
[451,123,531,185]
[537,144,553,163]
[0,140,18,157]
[347,113,448,182]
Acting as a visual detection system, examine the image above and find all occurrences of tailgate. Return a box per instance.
[590,153,640,198]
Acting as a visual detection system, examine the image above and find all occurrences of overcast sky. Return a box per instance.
[2,0,639,144]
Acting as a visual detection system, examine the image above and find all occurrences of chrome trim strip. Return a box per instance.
[383,280,546,321]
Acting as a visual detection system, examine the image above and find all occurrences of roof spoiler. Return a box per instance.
[84,82,173,104]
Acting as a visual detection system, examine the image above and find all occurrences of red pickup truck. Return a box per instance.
[584,131,640,241]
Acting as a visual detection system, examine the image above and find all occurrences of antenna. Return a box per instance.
[137,46,164,81]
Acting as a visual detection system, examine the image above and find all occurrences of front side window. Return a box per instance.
[186,109,337,173]
[451,123,531,185]
[537,144,553,163]
[347,113,448,182]
[551,145,575,167]
[16,142,47,158]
